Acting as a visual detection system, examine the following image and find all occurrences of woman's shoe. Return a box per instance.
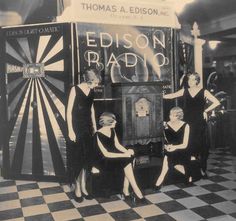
[121,193,131,201]
[131,192,147,205]
[74,192,83,203]
[82,192,93,200]
[153,185,162,192]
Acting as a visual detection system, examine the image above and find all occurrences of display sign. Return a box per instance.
[76,22,173,98]
[2,23,72,180]
[58,0,180,28]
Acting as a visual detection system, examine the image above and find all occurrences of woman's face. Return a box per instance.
[88,79,99,89]
[110,119,117,128]
[188,75,198,87]
[169,112,180,122]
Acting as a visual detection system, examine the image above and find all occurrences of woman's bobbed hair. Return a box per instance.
[170,106,184,120]
[83,69,101,84]
[188,72,201,85]
[99,112,116,127]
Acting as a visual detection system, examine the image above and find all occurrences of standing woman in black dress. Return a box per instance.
[163,72,220,177]
[67,69,101,202]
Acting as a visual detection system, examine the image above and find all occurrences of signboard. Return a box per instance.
[58,0,180,28]
[76,22,173,98]
[1,23,73,180]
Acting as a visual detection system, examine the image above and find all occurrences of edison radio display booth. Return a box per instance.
[0,0,182,188]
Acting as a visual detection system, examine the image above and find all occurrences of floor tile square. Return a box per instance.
[48,200,75,212]
[84,213,114,221]
[183,186,211,196]
[44,192,69,204]
[20,196,45,207]
[208,175,230,183]
[207,215,236,221]
[201,183,227,192]
[145,214,176,221]
[0,199,21,211]
[22,204,50,217]
[24,213,54,221]
[40,186,64,195]
[133,204,164,218]
[192,205,224,219]
[193,179,214,186]
[72,198,98,208]
[15,180,36,186]
[156,200,186,213]
[160,185,180,192]
[96,195,121,203]
[169,209,203,221]
[0,180,15,188]
[215,190,236,200]
[197,193,226,204]
[212,201,236,214]
[164,189,192,199]
[0,185,17,194]
[17,183,39,192]
[177,196,207,209]
[78,204,107,217]
[52,208,82,221]
[110,209,141,221]
[0,192,19,202]
[145,192,172,204]
[221,173,236,180]
[101,199,130,212]
[38,182,60,189]
[18,189,42,199]
[0,208,23,220]
[3,218,25,221]
[218,180,236,189]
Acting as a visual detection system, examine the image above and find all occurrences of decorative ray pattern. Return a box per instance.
[35,79,55,176]
[4,27,68,179]
[9,79,32,166]
[36,35,51,63]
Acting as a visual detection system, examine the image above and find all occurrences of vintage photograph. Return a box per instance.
[0,0,236,220]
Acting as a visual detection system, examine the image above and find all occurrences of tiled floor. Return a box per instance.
[0,148,236,221]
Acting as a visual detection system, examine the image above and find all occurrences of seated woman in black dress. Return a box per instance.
[95,112,145,203]
[155,107,191,190]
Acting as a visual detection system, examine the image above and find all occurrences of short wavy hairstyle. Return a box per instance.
[99,112,116,127]
[170,106,184,120]
[83,69,101,84]
[188,72,201,85]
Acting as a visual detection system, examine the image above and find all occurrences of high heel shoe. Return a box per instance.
[121,193,131,201]
[131,192,147,205]
[73,192,83,203]
[153,185,162,192]
[82,192,93,200]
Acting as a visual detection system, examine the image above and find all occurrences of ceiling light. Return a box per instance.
[209,41,221,50]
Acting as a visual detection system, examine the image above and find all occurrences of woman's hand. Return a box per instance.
[164,144,176,152]
[203,111,208,121]
[68,130,76,142]
[127,149,135,156]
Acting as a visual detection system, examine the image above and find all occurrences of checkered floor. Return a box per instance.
[0,148,236,221]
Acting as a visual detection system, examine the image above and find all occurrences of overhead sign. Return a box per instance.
[58,0,180,28]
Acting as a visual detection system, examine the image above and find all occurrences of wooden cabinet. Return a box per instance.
[112,82,163,148]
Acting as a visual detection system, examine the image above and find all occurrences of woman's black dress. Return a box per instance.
[164,122,190,173]
[67,86,94,183]
[95,129,133,171]
[182,88,208,172]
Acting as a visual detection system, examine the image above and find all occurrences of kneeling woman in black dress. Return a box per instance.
[155,107,191,189]
[95,112,145,202]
